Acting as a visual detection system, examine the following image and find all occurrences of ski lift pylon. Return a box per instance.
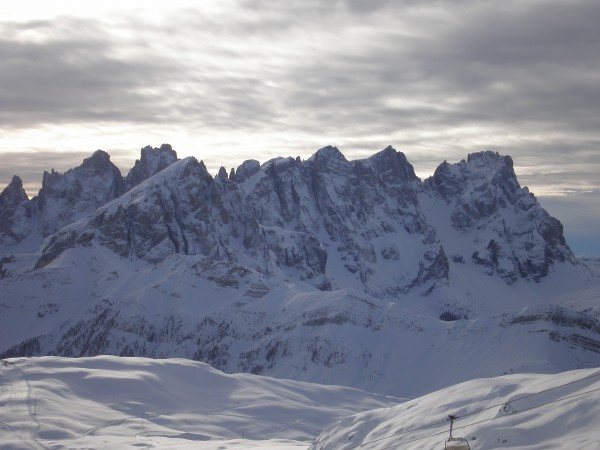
[444,415,471,450]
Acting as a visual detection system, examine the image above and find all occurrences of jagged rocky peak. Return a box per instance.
[427,160,459,200]
[366,145,418,183]
[81,149,112,173]
[309,146,348,171]
[37,150,125,236]
[467,149,512,167]
[40,149,123,193]
[0,176,29,208]
[424,150,574,283]
[23,145,576,289]
[125,143,179,190]
[426,150,527,217]
[217,166,228,179]
[428,150,520,201]
[0,175,32,245]
[234,159,261,183]
[36,156,217,268]
[314,145,345,159]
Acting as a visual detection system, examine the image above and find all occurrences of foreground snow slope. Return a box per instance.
[2,356,598,450]
[0,356,398,450]
[311,367,600,450]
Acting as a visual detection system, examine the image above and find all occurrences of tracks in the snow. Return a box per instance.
[0,359,45,449]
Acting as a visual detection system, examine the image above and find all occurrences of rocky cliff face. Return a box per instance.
[24,147,575,290]
[36,150,125,236]
[424,151,573,282]
[124,143,178,191]
[0,145,178,247]
[0,176,31,246]
[31,145,451,295]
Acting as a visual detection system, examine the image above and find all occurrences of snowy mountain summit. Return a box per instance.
[0,145,598,397]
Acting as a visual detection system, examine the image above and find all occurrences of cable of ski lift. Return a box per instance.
[373,385,600,450]
[340,369,600,449]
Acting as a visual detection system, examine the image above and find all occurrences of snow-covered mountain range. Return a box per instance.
[1,144,599,398]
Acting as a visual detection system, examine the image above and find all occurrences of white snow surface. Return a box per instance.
[1,356,599,450]
[0,356,398,450]
[311,367,600,450]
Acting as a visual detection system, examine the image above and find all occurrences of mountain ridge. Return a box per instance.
[0,144,597,397]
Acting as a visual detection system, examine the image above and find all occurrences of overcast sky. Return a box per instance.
[1,0,599,255]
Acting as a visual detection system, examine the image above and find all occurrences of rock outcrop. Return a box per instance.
[425,151,573,282]
[36,150,124,236]
[0,176,31,246]
[124,144,178,190]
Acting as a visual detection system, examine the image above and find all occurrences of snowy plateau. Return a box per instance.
[1,144,600,449]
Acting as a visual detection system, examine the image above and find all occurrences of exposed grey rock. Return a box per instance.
[124,144,178,190]
[32,146,445,293]
[37,150,124,236]
[366,145,419,184]
[425,151,574,283]
[0,176,32,245]
[234,159,261,183]
[2,145,575,293]
[405,246,450,295]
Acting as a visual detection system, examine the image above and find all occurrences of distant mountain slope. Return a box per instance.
[311,367,600,450]
[0,145,598,397]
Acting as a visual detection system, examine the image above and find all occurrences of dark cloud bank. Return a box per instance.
[1,0,599,254]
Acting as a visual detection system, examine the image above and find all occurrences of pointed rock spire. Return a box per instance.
[36,150,124,235]
[0,175,32,245]
[125,144,178,190]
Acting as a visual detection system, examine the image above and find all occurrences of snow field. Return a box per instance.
[0,356,399,449]
[311,368,600,449]
[2,357,600,449]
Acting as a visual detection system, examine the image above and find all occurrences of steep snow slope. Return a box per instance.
[1,241,598,398]
[311,367,600,449]
[0,356,398,449]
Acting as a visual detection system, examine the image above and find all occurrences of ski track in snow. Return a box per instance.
[0,356,398,449]
[2,357,600,449]
[0,360,43,450]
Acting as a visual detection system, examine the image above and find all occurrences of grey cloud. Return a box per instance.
[0,12,300,133]
[0,17,190,129]
[1,0,599,202]
[244,0,600,191]
[274,0,600,126]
